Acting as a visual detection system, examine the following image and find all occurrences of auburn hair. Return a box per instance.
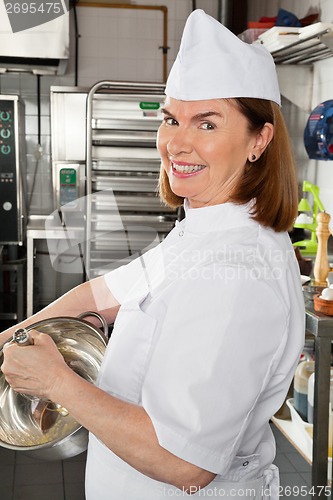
[158,98,298,232]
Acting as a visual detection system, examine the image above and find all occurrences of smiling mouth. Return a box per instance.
[171,162,206,174]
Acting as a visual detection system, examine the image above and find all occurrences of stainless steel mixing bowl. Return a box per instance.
[0,312,108,460]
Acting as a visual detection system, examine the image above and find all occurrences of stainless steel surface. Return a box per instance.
[219,0,230,27]
[92,117,162,131]
[92,174,158,192]
[92,129,157,146]
[92,157,160,173]
[50,88,88,164]
[49,82,177,282]
[305,307,333,497]
[91,236,157,252]
[303,285,325,304]
[91,214,175,233]
[0,258,25,322]
[0,313,107,460]
[92,193,174,213]
[0,7,69,75]
[26,219,84,317]
[271,28,333,65]
[77,311,109,338]
[92,146,160,161]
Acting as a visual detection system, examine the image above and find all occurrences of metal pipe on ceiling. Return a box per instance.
[78,2,169,82]
[218,0,230,27]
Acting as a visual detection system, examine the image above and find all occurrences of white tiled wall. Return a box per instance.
[0,0,219,216]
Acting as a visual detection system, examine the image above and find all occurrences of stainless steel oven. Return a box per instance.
[0,95,26,245]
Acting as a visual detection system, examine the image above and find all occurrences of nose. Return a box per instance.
[166,127,193,157]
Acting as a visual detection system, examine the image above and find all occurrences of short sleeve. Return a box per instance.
[103,243,166,304]
[141,268,289,474]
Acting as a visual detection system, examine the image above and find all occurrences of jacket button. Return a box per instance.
[179,230,184,237]
[242,461,249,467]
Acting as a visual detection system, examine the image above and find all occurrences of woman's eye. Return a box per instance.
[200,122,215,130]
[164,117,178,126]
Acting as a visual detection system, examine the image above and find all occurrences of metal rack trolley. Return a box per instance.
[85,81,179,280]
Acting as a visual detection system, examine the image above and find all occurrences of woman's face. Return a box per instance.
[157,97,257,208]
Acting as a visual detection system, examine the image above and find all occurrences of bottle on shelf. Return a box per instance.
[307,370,333,458]
[294,360,315,421]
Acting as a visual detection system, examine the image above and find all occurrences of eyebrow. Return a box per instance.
[161,108,222,121]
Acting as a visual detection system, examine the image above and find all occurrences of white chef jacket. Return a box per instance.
[85,201,305,499]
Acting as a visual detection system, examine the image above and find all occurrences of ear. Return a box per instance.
[249,123,274,161]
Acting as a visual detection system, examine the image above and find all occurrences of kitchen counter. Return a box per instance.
[26,215,84,316]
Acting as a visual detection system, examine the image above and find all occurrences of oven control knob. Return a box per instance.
[0,128,10,139]
[3,202,12,211]
[1,145,11,155]
[0,111,11,122]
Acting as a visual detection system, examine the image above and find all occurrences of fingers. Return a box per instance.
[28,330,58,347]
[1,335,46,396]
[2,330,41,353]
[1,329,67,400]
[9,329,54,348]
[0,332,15,349]
[2,341,16,353]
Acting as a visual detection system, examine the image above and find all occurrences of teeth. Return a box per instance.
[172,163,205,173]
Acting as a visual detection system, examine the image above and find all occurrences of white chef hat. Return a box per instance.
[166,9,281,106]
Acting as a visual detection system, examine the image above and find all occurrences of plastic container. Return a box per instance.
[286,398,313,456]
[247,22,274,30]
[287,398,333,466]
[238,28,268,43]
[304,100,333,160]
[307,369,333,424]
[294,360,315,421]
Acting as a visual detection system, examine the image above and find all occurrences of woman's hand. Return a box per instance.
[1,330,70,400]
[2,331,216,491]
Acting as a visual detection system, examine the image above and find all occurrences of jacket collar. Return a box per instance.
[183,199,257,234]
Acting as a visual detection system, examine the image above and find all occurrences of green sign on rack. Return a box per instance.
[139,102,160,110]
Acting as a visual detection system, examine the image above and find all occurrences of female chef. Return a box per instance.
[1,9,304,500]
